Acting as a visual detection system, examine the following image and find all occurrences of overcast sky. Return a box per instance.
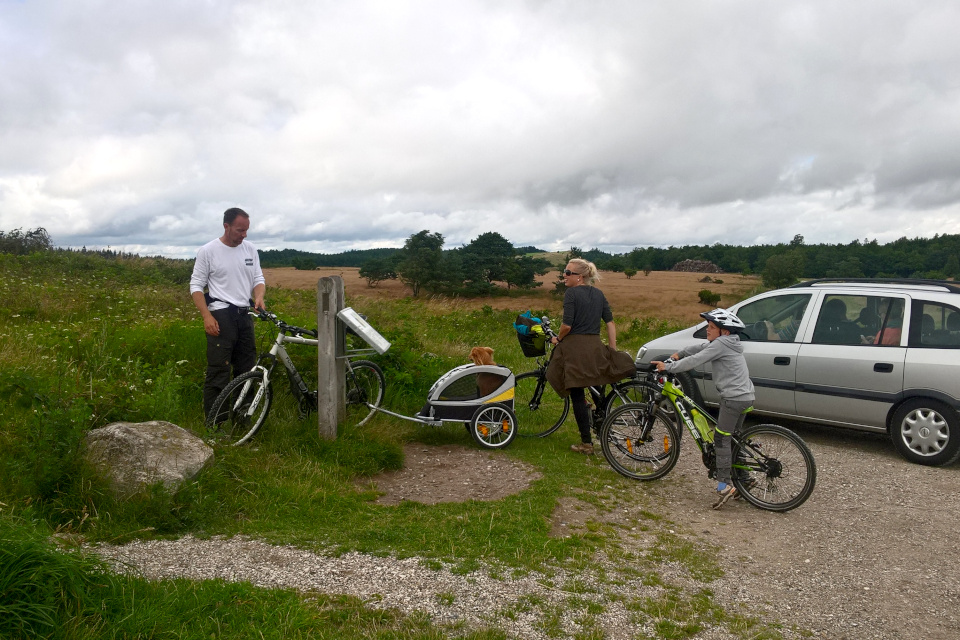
[2,1,959,259]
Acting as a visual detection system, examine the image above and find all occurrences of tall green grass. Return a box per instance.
[1,252,790,639]
[0,516,117,638]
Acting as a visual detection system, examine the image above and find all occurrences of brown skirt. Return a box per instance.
[546,334,636,398]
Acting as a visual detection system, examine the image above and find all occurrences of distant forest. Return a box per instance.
[262,233,960,281]
[259,245,544,269]
[260,247,398,268]
[2,226,958,282]
[586,233,960,280]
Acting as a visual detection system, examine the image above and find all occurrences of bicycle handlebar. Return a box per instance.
[540,316,558,339]
[251,308,318,338]
[636,358,677,385]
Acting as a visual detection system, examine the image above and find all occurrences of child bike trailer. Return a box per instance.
[415,363,518,449]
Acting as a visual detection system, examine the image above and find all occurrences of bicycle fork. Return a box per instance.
[526,376,546,411]
[236,366,270,418]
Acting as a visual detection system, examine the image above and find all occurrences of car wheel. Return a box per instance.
[890,399,960,466]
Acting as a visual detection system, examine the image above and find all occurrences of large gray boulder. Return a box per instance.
[85,421,214,499]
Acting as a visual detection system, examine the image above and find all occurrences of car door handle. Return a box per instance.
[773,357,791,366]
[874,363,894,373]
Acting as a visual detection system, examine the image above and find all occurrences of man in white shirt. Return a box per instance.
[189,208,267,415]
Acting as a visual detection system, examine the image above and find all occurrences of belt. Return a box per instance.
[215,303,250,314]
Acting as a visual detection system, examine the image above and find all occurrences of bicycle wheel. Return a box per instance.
[599,403,681,481]
[470,403,517,449]
[205,369,272,446]
[732,423,817,512]
[514,370,569,437]
[603,379,660,414]
[344,360,385,427]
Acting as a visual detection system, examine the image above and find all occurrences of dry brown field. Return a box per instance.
[264,267,760,324]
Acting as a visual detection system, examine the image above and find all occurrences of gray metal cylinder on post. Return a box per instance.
[317,276,345,440]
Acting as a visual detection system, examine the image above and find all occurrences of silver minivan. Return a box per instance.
[635,279,960,466]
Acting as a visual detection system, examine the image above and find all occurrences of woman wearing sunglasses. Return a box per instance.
[546,258,635,454]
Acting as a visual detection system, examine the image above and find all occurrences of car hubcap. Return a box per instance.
[901,409,949,456]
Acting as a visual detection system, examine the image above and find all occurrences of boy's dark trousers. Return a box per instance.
[715,397,753,485]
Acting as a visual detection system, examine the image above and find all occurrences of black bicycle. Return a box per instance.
[514,316,651,437]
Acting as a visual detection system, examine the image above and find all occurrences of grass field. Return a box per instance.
[0,251,784,639]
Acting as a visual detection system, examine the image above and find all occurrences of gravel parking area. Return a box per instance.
[662,421,960,639]
[92,424,960,639]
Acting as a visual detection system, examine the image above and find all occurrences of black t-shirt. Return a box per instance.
[562,286,612,335]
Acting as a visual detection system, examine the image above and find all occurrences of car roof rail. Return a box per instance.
[787,278,960,294]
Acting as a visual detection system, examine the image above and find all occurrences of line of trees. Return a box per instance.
[585,234,960,283]
[267,233,960,287]
[360,231,553,297]
[4,226,958,292]
[259,247,398,269]
[363,231,960,294]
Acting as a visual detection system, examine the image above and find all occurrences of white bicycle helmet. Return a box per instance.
[700,308,746,333]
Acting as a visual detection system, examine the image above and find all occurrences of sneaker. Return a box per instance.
[712,484,737,509]
[570,442,595,455]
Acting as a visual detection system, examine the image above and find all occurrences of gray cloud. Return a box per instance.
[1,0,959,258]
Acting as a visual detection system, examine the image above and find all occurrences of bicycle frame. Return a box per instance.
[658,378,716,446]
[220,325,320,426]
[651,374,759,479]
[588,383,639,416]
[522,356,551,409]
[259,330,376,414]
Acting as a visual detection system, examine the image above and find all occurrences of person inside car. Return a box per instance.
[862,298,904,346]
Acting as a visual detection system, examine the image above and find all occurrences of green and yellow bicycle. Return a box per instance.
[598,362,817,512]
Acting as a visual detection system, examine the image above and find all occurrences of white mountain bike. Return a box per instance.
[205,310,385,445]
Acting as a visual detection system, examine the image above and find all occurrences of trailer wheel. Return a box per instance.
[470,403,518,449]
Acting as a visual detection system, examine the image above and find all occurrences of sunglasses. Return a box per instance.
[563,269,581,276]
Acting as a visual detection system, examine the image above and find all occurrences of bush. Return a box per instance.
[0,227,53,255]
[762,250,804,288]
[698,289,721,306]
[358,257,397,287]
[291,257,317,271]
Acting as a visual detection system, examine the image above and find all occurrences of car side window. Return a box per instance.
[735,293,811,342]
[909,300,960,348]
[812,295,905,346]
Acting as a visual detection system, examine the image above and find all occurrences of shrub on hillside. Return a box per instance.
[0,227,53,255]
[698,289,721,306]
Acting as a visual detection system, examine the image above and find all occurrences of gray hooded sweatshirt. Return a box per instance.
[664,334,755,402]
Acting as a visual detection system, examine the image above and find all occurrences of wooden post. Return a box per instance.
[317,276,345,440]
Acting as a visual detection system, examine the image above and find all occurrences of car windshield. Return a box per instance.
[736,293,811,342]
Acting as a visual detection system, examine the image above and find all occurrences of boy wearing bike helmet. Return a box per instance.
[652,308,755,509]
